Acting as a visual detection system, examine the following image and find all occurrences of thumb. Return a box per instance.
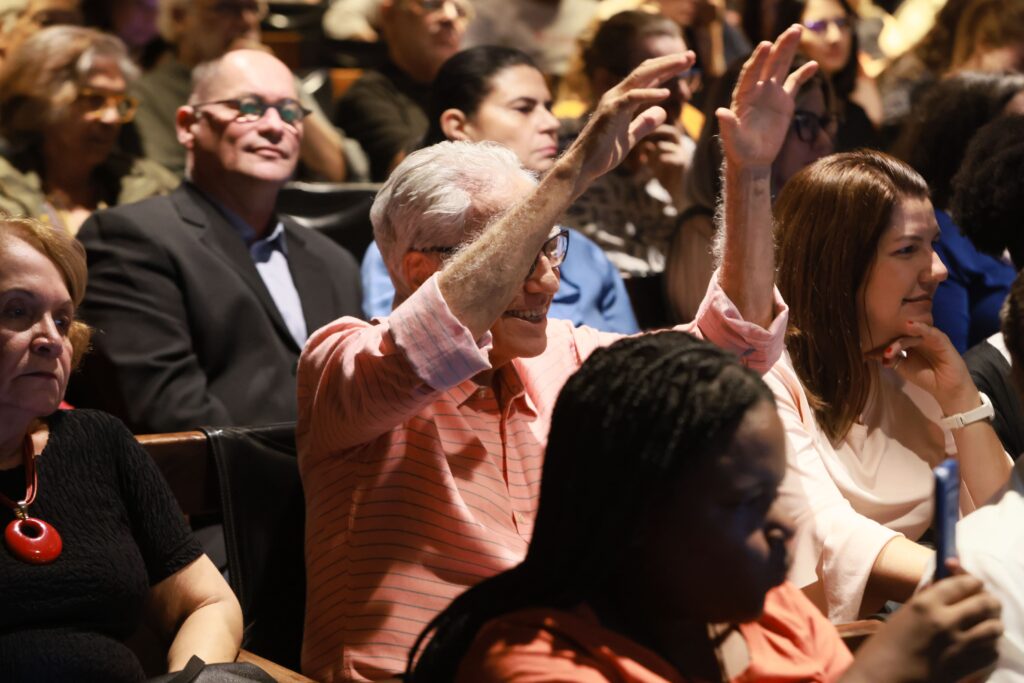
[716,107,738,140]
[628,105,668,146]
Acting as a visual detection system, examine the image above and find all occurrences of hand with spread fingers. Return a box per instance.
[564,50,696,198]
[717,25,819,170]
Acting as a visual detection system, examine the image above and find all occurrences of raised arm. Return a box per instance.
[439,52,695,339]
[716,27,818,329]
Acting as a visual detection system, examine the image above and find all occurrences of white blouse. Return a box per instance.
[765,351,966,622]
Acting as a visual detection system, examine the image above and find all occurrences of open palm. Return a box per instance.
[717,26,819,169]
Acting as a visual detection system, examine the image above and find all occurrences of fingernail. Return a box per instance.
[884,345,893,357]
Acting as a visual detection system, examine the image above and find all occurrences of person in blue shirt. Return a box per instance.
[360,45,640,333]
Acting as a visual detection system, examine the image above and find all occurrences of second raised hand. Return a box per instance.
[717,25,819,169]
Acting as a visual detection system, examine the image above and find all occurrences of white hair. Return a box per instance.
[371,140,537,292]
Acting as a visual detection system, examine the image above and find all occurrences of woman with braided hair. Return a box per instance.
[405,333,1003,683]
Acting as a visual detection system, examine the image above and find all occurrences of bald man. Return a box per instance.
[69,50,363,433]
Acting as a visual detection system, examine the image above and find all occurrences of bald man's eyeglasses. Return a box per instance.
[190,95,311,126]
[417,229,569,279]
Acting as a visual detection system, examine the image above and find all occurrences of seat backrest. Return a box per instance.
[205,423,305,671]
[277,182,381,262]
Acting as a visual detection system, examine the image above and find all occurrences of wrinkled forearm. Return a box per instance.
[719,161,774,329]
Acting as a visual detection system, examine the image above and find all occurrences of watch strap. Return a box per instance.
[940,392,994,430]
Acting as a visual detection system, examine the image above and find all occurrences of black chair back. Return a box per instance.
[277,182,380,262]
[205,424,305,671]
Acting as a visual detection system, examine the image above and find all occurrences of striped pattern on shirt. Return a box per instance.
[298,275,787,682]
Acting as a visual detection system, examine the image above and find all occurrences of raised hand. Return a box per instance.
[564,51,696,198]
[717,25,818,170]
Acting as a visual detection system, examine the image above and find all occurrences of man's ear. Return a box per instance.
[401,250,441,292]
[175,105,198,148]
[440,108,472,141]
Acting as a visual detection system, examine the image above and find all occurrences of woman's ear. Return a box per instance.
[440,108,472,141]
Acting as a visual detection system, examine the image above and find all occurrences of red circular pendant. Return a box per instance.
[4,517,62,564]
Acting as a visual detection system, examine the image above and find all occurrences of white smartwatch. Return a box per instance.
[940,392,994,430]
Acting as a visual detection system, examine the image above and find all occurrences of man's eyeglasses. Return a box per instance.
[190,95,311,126]
[418,229,570,279]
[77,88,139,123]
[802,16,850,35]
[791,109,837,143]
[409,0,472,19]
[203,0,267,18]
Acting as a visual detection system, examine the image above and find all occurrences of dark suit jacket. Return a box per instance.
[68,183,363,433]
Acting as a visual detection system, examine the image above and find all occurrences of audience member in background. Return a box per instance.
[0,217,242,680]
[81,0,162,68]
[298,30,813,681]
[407,333,1003,683]
[892,72,1024,353]
[334,0,470,180]
[0,0,80,65]
[360,46,639,334]
[67,50,363,434]
[875,0,968,142]
[657,0,750,101]
[952,115,1024,458]
[562,11,695,326]
[462,0,599,82]
[132,0,358,181]
[954,269,1024,682]
[773,0,881,151]
[669,55,833,322]
[948,0,1024,75]
[0,27,176,236]
[768,150,1013,623]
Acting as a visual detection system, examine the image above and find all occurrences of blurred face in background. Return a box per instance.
[772,82,835,194]
[798,0,851,76]
[383,0,470,81]
[174,0,264,67]
[446,64,560,173]
[43,56,132,171]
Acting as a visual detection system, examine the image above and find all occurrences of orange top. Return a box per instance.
[457,582,853,683]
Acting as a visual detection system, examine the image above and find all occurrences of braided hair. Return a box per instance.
[406,332,775,681]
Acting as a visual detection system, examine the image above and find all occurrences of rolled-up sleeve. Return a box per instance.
[298,275,491,453]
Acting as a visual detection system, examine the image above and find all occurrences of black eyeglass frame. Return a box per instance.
[190,95,311,125]
[416,228,570,279]
[791,109,838,144]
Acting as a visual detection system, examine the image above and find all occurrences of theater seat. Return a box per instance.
[277,182,381,263]
[137,427,313,680]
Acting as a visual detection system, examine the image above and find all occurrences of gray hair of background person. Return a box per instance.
[370,140,537,291]
[0,25,137,141]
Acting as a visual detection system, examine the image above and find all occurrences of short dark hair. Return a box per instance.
[951,114,1024,267]
[424,46,539,146]
[405,332,775,681]
[894,71,1024,210]
[583,10,681,80]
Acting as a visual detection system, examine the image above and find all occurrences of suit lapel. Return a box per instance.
[174,184,299,352]
[283,217,339,334]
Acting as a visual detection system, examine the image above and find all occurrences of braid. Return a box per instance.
[407,332,775,681]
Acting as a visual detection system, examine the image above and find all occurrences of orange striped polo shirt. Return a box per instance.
[297,274,787,682]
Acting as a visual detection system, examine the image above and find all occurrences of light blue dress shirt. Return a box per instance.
[215,202,309,348]
[360,227,639,334]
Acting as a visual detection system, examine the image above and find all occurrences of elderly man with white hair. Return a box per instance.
[297,28,817,683]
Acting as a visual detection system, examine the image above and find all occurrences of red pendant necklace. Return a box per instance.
[0,435,62,564]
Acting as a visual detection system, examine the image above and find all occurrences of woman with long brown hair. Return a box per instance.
[768,151,1012,623]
